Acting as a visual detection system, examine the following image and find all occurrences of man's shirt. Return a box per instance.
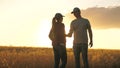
[68,17,91,44]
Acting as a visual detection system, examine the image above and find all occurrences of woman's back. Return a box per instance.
[54,22,66,44]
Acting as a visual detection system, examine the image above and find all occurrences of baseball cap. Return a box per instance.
[71,7,80,14]
[55,13,64,19]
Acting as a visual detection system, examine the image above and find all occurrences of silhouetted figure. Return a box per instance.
[66,7,93,68]
[49,13,67,68]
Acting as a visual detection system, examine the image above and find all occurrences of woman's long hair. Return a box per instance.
[52,17,55,30]
[52,17,59,30]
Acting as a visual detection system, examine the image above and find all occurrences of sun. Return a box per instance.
[34,19,52,48]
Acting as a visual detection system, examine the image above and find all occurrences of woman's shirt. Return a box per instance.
[53,22,66,45]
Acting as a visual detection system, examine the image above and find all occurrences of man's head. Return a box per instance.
[71,7,81,18]
[71,7,81,14]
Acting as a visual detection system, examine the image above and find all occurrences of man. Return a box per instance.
[66,7,93,68]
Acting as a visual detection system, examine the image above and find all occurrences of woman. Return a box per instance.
[49,13,67,68]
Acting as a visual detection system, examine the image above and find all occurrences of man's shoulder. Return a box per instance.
[71,19,77,24]
[81,17,89,21]
[81,17,90,24]
[72,19,77,22]
[72,17,89,21]
[71,17,90,25]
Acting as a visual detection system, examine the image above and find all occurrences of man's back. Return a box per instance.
[70,17,91,44]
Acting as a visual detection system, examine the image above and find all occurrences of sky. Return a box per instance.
[0,0,120,49]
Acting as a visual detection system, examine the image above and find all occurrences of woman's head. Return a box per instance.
[54,13,64,23]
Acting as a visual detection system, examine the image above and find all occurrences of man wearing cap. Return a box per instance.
[66,7,93,68]
[49,13,67,68]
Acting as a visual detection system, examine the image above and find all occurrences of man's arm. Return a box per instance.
[87,21,93,47]
[88,27,93,47]
[66,22,74,37]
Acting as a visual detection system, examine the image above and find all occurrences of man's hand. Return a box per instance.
[65,34,72,37]
[65,34,69,37]
[89,41,93,48]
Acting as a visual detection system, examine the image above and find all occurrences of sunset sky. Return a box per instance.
[0,0,120,49]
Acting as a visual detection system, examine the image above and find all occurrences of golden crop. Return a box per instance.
[0,46,120,68]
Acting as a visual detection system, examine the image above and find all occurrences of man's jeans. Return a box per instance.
[53,45,67,68]
[73,43,89,68]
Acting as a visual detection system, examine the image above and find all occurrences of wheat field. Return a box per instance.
[0,46,120,68]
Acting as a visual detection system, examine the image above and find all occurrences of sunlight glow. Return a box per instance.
[35,19,52,47]
[0,0,120,49]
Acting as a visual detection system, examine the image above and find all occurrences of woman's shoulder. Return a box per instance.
[58,23,64,26]
[61,23,64,25]
[61,23,65,27]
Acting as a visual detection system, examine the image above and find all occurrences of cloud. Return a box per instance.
[65,6,120,29]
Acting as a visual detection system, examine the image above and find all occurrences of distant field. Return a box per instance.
[0,46,120,68]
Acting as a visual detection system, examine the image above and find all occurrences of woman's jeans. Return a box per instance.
[53,44,67,68]
[73,43,89,68]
